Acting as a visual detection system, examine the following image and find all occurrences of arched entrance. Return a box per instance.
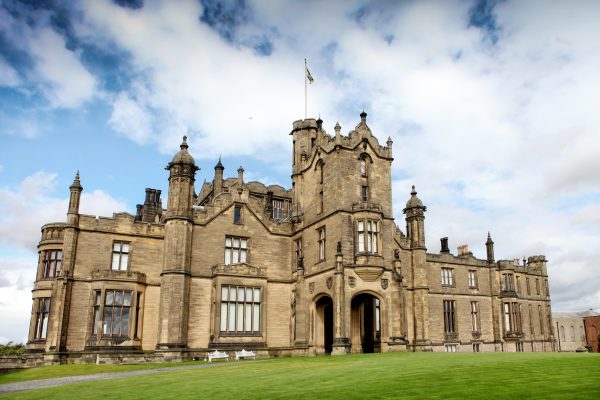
[314,296,333,355]
[351,293,381,353]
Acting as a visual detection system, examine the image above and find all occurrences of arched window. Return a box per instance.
[560,325,565,340]
[570,325,575,341]
[360,158,367,176]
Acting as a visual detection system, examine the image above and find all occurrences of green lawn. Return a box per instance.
[0,361,196,384]
[2,352,599,399]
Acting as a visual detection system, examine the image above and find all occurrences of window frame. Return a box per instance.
[470,301,480,333]
[356,219,379,255]
[468,270,478,289]
[441,268,454,286]
[41,249,63,279]
[219,285,262,335]
[234,205,243,224]
[443,300,456,334]
[111,241,130,271]
[102,289,133,337]
[33,298,51,340]
[224,236,248,265]
[317,227,326,262]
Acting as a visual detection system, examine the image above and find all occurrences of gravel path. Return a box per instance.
[0,361,256,394]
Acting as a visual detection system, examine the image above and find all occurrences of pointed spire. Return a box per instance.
[486,231,494,245]
[70,170,82,190]
[215,155,224,170]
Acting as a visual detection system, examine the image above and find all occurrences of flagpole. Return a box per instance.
[304,58,307,120]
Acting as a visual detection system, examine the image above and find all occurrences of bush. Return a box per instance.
[0,342,25,356]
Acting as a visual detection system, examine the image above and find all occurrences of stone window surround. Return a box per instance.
[356,219,380,255]
[111,241,130,271]
[219,284,262,336]
[40,249,62,279]
[88,283,145,342]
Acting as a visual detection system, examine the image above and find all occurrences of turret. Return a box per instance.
[67,171,82,225]
[165,136,198,218]
[486,232,495,262]
[214,157,224,196]
[403,186,427,249]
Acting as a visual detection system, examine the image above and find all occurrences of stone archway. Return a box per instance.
[314,296,333,355]
[351,293,381,353]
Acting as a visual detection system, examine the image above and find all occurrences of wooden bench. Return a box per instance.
[235,349,256,361]
[207,350,229,363]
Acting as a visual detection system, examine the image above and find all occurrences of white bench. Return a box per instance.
[207,350,229,363]
[235,349,256,361]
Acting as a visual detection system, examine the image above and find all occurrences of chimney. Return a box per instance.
[440,237,450,253]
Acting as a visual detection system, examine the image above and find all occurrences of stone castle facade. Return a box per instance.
[27,112,554,364]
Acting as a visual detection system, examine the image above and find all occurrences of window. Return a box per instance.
[134,292,142,339]
[318,190,323,214]
[443,300,456,333]
[225,237,248,265]
[535,278,540,295]
[318,227,326,261]
[503,302,522,333]
[220,285,261,334]
[529,304,534,334]
[559,325,565,340]
[272,200,282,220]
[103,290,132,336]
[361,186,368,202]
[538,305,545,334]
[526,277,531,295]
[111,241,129,271]
[545,279,549,296]
[375,298,381,334]
[516,276,521,294]
[473,343,480,352]
[516,342,524,352]
[468,270,477,288]
[92,291,101,335]
[357,220,379,254]
[360,158,367,176]
[445,344,457,352]
[471,301,479,333]
[294,238,303,269]
[441,268,454,286]
[501,273,514,291]
[33,298,50,339]
[41,250,62,278]
[234,205,242,224]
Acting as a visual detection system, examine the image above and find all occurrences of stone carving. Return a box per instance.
[349,276,356,288]
[326,276,333,289]
[381,278,389,290]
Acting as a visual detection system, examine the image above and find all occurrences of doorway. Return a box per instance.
[314,296,333,354]
[351,293,381,353]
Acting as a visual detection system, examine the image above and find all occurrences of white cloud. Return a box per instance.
[27,27,97,109]
[0,172,128,342]
[0,4,97,110]
[0,171,128,252]
[0,56,20,87]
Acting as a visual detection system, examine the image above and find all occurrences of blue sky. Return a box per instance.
[1,0,600,343]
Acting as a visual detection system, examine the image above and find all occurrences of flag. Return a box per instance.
[306,67,314,84]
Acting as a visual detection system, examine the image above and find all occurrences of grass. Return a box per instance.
[0,361,197,384]
[1,352,599,399]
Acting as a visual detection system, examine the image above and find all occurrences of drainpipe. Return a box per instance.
[556,321,561,352]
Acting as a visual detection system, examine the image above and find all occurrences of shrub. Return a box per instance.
[0,342,25,356]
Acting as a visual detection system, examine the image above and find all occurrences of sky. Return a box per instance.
[0,0,599,344]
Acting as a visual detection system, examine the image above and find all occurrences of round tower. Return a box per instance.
[157,136,199,359]
[403,186,427,250]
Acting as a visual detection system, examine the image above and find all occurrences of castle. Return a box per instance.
[27,112,554,364]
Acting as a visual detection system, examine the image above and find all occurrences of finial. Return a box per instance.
[215,155,224,169]
[360,110,367,122]
[237,166,244,173]
[180,135,189,150]
[411,185,416,195]
[387,136,393,145]
[334,122,341,131]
